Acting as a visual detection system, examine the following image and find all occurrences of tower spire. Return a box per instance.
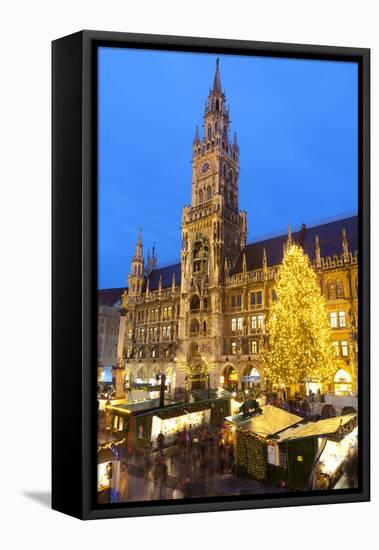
[213,57,222,92]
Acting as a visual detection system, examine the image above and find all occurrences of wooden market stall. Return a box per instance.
[226,405,357,490]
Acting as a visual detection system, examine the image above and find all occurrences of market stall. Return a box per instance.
[151,404,211,448]
[226,405,357,490]
[226,405,303,481]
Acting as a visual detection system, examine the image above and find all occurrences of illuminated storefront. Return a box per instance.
[334,368,353,395]
[151,406,211,447]
[222,365,238,391]
[242,367,261,390]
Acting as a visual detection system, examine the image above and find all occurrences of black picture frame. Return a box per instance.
[52,30,370,520]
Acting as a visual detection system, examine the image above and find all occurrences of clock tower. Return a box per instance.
[178,59,247,377]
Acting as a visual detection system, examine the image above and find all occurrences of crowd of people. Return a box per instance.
[147,423,236,499]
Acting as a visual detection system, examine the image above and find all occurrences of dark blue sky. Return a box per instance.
[98,47,358,289]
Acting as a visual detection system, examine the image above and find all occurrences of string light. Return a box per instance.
[263,244,336,387]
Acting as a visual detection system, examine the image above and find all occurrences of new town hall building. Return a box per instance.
[99,60,358,400]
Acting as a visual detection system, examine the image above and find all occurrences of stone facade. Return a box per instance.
[111,60,358,398]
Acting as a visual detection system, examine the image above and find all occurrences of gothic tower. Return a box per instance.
[127,228,144,302]
[178,59,248,380]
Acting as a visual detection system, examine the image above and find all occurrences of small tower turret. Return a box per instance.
[315,234,321,267]
[342,228,349,260]
[128,227,145,299]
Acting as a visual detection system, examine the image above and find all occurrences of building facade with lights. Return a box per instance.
[105,61,358,399]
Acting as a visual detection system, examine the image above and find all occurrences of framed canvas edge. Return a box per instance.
[53,29,370,521]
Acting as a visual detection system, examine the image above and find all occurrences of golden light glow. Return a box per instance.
[263,244,337,386]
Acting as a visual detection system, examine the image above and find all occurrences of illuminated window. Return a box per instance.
[251,340,258,354]
[232,317,243,332]
[341,341,348,357]
[339,311,346,327]
[231,341,237,355]
[251,314,264,330]
[332,341,339,356]
[330,312,337,328]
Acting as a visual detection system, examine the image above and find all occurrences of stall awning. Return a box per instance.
[277,413,357,442]
[226,405,303,438]
[97,448,116,464]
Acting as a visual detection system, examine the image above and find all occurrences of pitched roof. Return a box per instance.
[145,262,181,291]
[226,405,303,439]
[98,287,124,307]
[232,215,358,274]
[277,414,357,442]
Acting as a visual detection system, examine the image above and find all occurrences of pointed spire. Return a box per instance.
[171,272,176,295]
[262,248,267,270]
[315,235,321,267]
[158,274,162,295]
[213,58,222,92]
[233,131,239,149]
[287,224,292,247]
[193,125,200,144]
[224,256,229,275]
[342,228,349,258]
[242,252,247,273]
[133,227,143,261]
[146,277,150,297]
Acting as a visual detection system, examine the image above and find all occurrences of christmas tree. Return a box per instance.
[264,243,336,386]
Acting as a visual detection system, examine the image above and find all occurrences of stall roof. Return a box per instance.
[277,414,357,442]
[154,403,210,420]
[192,388,232,401]
[107,397,177,415]
[226,405,303,439]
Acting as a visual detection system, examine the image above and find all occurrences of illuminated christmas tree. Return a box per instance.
[264,242,336,387]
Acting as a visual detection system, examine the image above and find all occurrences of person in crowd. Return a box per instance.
[219,440,226,474]
[157,458,168,499]
[119,463,129,501]
[227,443,235,473]
[157,431,165,456]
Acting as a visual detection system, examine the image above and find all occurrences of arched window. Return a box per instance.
[203,321,207,333]
[198,190,203,204]
[223,164,227,177]
[214,121,218,132]
[230,169,234,184]
[207,186,212,200]
[215,98,220,111]
[207,126,212,139]
[221,365,238,391]
[190,318,199,334]
[190,295,200,311]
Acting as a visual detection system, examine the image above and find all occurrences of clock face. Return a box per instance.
[200,161,210,175]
